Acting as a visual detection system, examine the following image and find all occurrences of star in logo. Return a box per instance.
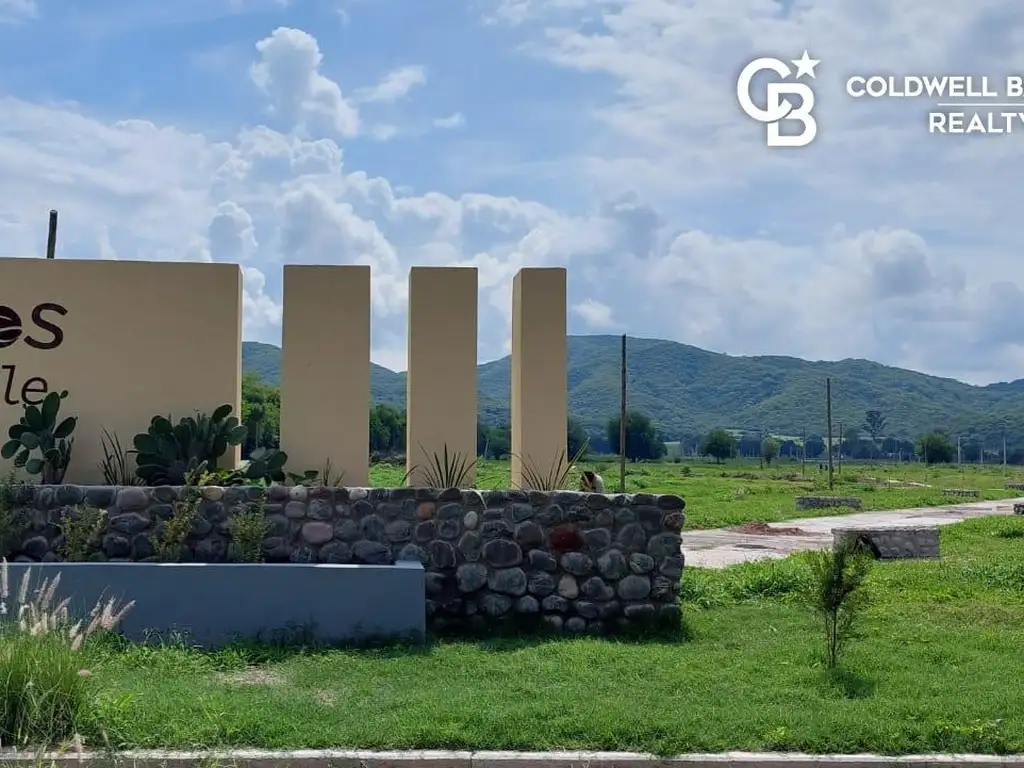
[791,50,819,79]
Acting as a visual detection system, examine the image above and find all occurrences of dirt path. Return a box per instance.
[682,498,1022,568]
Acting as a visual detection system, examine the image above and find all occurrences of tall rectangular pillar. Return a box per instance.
[510,267,567,489]
[280,265,371,486]
[406,267,478,486]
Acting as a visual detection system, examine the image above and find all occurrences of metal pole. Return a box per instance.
[45,209,58,258]
[826,378,834,490]
[618,334,627,493]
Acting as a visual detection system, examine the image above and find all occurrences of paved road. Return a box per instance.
[682,497,1023,568]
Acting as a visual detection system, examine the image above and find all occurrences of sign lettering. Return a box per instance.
[0,302,68,406]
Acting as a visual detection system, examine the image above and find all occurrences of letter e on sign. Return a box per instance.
[0,306,22,349]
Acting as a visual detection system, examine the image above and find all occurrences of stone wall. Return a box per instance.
[5,485,685,635]
[794,496,862,510]
[833,526,939,559]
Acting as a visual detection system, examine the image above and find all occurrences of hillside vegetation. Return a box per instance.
[242,336,1024,444]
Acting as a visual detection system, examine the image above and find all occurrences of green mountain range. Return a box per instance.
[242,337,1024,444]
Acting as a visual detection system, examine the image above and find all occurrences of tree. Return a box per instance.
[863,410,886,455]
[607,411,666,461]
[804,435,825,458]
[240,373,280,456]
[369,403,405,454]
[841,426,862,458]
[761,436,780,465]
[917,431,954,465]
[478,423,510,459]
[701,429,736,463]
[567,417,588,457]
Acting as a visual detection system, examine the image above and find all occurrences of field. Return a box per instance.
[370,457,1024,529]
[78,514,1024,754]
[14,459,1024,755]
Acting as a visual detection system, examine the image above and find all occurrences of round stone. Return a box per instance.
[617,574,652,600]
[597,549,628,579]
[456,563,488,592]
[301,521,333,545]
[557,574,578,599]
[488,567,528,596]
[482,538,523,568]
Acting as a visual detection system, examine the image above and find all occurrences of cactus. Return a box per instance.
[0,390,77,484]
[242,447,288,483]
[215,447,289,486]
[132,404,249,485]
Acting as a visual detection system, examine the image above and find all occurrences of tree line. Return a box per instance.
[244,376,1013,465]
[241,374,669,460]
[696,409,1001,465]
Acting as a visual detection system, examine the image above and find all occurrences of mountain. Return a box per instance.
[241,337,1024,443]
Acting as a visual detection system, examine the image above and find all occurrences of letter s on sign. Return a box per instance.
[25,303,67,350]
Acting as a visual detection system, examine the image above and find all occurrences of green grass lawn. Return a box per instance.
[79,515,1024,755]
[370,458,1024,529]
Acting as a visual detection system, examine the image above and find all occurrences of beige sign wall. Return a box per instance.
[0,258,242,484]
[279,265,371,485]
[406,267,478,486]
[510,267,568,488]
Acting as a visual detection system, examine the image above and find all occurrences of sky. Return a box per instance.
[0,0,1021,383]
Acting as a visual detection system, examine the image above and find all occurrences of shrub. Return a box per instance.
[0,467,28,559]
[0,559,133,747]
[229,496,269,563]
[154,489,200,562]
[58,505,106,562]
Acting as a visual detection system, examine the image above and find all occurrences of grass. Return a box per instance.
[70,515,1024,755]
[368,457,1024,529]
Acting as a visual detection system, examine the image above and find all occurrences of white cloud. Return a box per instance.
[0,0,36,24]
[2,12,1024,388]
[433,112,465,129]
[356,65,426,103]
[250,27,359,137]
[572,299,618,329]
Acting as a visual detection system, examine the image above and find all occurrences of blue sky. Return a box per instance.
[1,0,1020,382]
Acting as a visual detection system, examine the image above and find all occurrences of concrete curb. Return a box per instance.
[0,750,1021,768]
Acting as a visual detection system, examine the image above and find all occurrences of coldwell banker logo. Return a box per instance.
[736,51,820,147]
[0,302,67,406]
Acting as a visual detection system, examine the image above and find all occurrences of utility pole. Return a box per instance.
[826,378,834,490]
[45,209,58,258]
[1004,434,1007,467]
[801,428,806,477]
[618,334,627,493]
[838,422,844,475]
[957,435,962,466]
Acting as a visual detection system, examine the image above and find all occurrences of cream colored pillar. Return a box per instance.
[280,265,370,486]
[510,267,567,489]
[406,267,478,487]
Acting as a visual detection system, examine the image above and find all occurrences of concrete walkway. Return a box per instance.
[683,497,1023,568]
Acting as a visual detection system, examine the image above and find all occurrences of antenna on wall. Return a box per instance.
[45,210,58,259]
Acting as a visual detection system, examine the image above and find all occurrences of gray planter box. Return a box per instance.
[3,561,425,647]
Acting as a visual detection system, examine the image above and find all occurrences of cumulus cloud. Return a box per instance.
[572,299,619,329]
[1,9,1023,386]
[250,27,359,137]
